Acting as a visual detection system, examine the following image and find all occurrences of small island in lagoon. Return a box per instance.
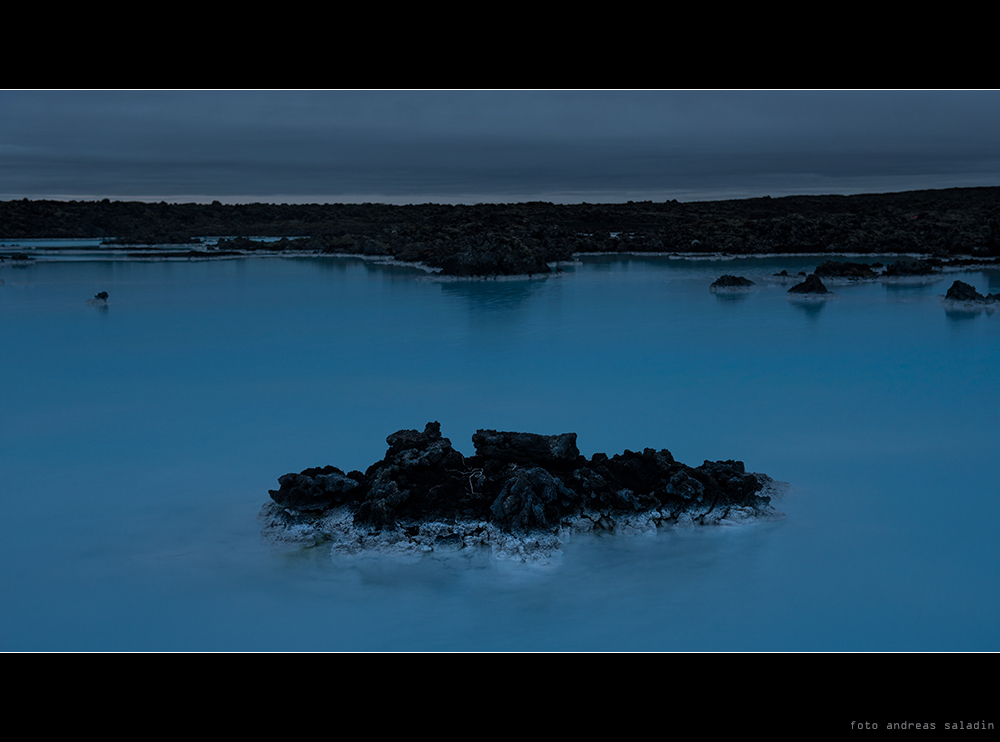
[258,422,785,561]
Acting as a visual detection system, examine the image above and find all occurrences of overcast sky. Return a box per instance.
[2,90,999,204]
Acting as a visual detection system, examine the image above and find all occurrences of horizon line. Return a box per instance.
[4,182,1000,207]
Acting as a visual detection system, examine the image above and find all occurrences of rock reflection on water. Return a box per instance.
[713,291,751,304]
[985,268,1000,294]
[786,294,832,317]
[944,308,984,320]
[884,278,940,295]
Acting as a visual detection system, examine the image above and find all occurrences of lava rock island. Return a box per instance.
[709,274,757,292]
[943,280,1000,304]
[258,422,784,560]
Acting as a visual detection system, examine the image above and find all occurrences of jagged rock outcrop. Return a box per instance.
[471,429,579,466]
[943,280,999,303]
[787,273,831,294]
[773,269,807,278]
[258,422,784,560]
[86,290,110,306]
[432,234,551,277]
[269,466,362,512]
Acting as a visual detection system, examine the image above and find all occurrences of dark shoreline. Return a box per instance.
[3,186,999,276]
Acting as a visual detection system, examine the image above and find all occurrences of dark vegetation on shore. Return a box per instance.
[3,187,1000,275]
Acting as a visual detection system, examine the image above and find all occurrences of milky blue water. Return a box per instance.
[2,252,998,651]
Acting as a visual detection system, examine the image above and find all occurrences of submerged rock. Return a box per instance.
[259,422,785,560]
[787,273,830,294]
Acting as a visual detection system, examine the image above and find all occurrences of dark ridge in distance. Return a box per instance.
[3,187,1000,275]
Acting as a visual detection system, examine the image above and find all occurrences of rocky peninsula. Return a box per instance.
[258,422,784,561]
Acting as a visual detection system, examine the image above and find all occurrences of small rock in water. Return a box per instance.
[86,290,109,306]
[787,274,830,294]
[710,274,756,292]
[944,280,998,303]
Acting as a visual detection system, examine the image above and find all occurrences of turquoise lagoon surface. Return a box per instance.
[2,250,998,651]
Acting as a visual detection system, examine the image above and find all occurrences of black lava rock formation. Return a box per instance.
[944,280,999,303]
[258,422,783,558]
[431,233,552,277]
[787,273,830,294]
[710,274,756,290]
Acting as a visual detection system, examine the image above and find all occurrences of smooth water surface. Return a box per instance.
[2,254,998,651]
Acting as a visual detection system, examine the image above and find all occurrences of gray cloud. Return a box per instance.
[2,90,999,203]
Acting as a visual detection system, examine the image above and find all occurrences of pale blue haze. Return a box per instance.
[1,252,998,650]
